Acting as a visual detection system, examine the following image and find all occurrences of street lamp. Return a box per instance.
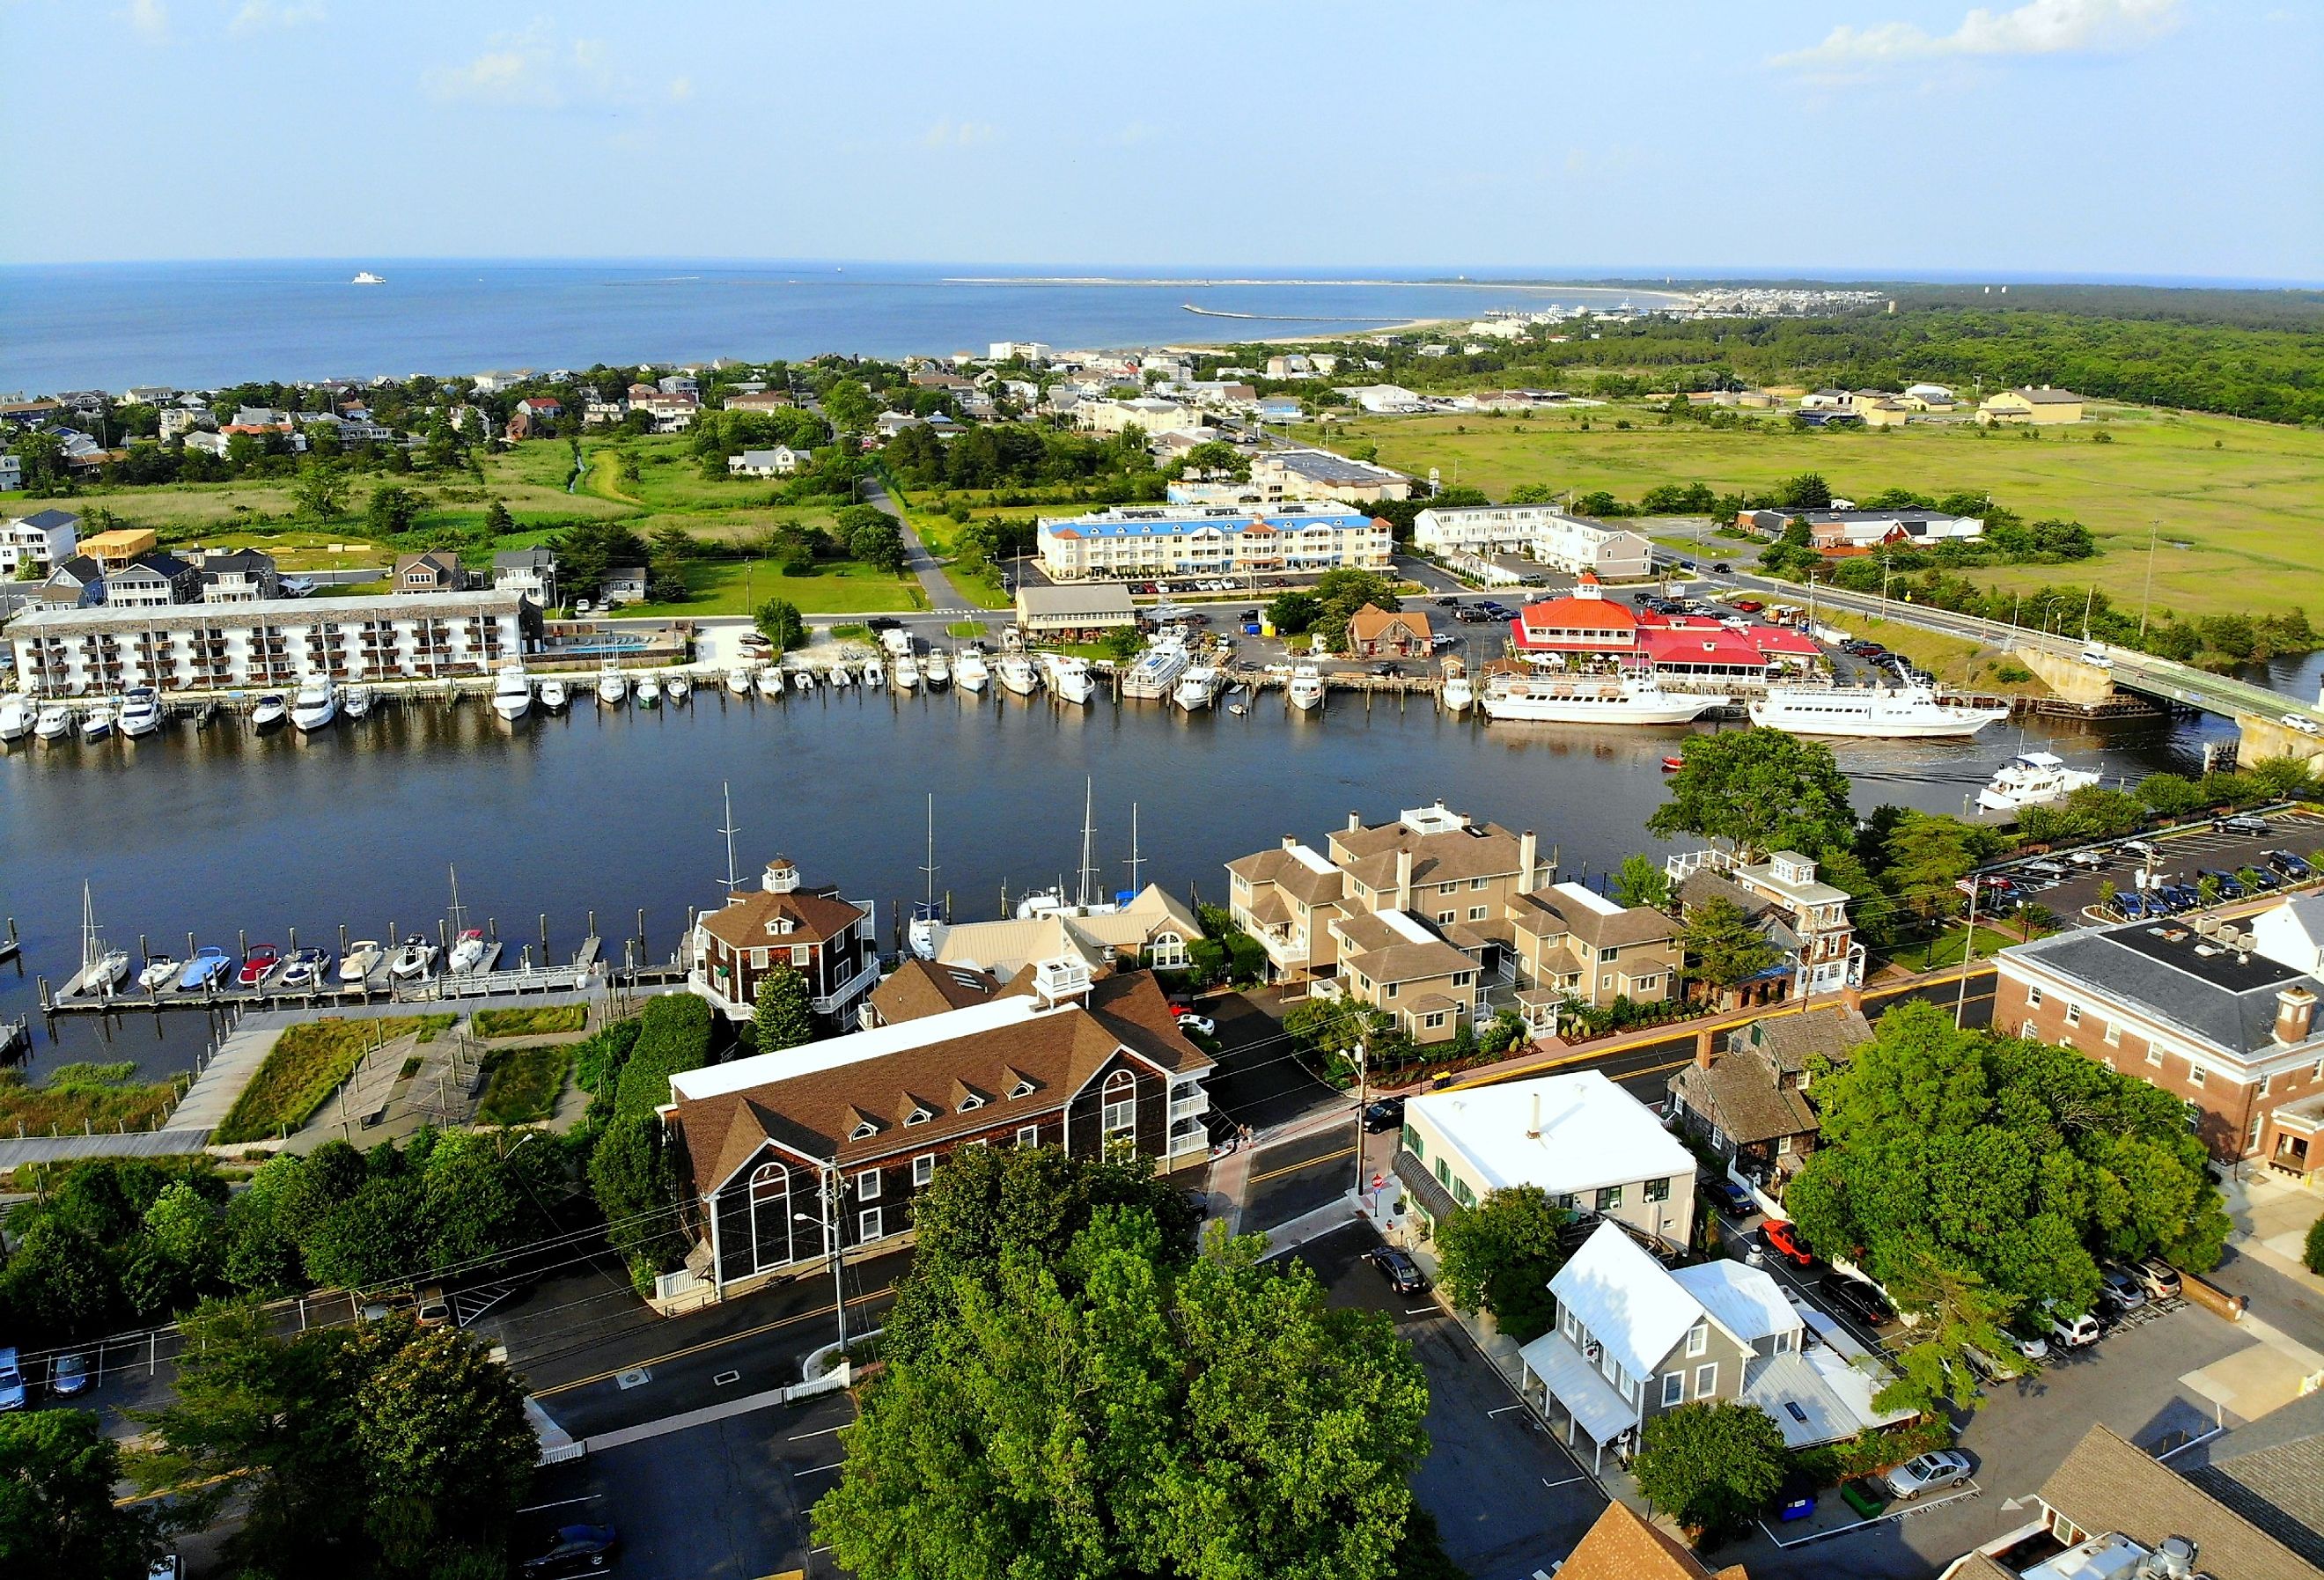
[796,1166,848,1360]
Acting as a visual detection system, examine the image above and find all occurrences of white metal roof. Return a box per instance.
[1672,1260,1798,1344]
[1548,1222,1708,1383]
[668,995,1047,1102]
[1408,1069,1695,1196]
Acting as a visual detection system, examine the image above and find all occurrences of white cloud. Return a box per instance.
[423,23,625,110]
[124,0,170,43]
[1774,0,2181,70]
[229,0,325,33]
[921,118,997,150]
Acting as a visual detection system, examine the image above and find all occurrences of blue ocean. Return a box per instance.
[0,261,1671,393]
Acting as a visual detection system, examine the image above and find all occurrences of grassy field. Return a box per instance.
[620,556,923,617]
[476,1043,571,1126]
[1849,614,2051,697]
[1883,923,2035,973]
[215,1013,454,1143]
[472,1003,589,1038]
[1344,403,2324,620]
[0,1062,183,1134]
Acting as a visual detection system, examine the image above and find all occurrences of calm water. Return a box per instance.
[0,690,2229,1080]
[0,261,1679,393]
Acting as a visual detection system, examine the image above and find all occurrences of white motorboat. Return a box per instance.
[119,687,164,738]
[538,679,568,712]
[923,650,951,690]
[1481,670,1729,724]
[77,884,130,992]
[1748,683,2008,739]
[290,675,338,733]
[996,653,1040,696]
[352,271,385,285]
[598,663,629,706]
[636,676,662,708]
[342,685,373,720]
[79,703,115,742]
[0,694,30,742]
[1440,673,1475,715]
[1122,635,1190,700]
[667,672,690,705]
[250,693,288,731]
[35,702,72,742]
[727,666,754,696]
[1045,654,1095,705]
[894,654,922,690]
[1173,665,1221,712]
[828,663,854,687]
[388,939,439,980]
[490,662,531,722]
[449,928,489,974]
[138,956,180,992]
[955,649,989,693]
[340,940,385,982]
[278,948,333,989]
[792,667,817,693]
[1287,664,1327,712]
[1978,751,2103,814]
[861,656,885,689]
[757,666,785,698]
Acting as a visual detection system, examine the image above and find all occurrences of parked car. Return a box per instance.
[2158,882,2201,912]
[2007,1327,2052,1363]
[2121,839,2161,863]
[2214,814,2269,835]
[521,1524,621,1578]
[2109,893,2147,922]
[2097,1265,2150,1316]
[1730,598,1762,612]
[1702,1178,1755,1216]
[1367,1246,1429,1295]
[2066,849,2107,871]
[1712,562,1733,574]
[2266,849,2313,880]
[0,1348,24,1412]
[2046,1302,2101,1347]
[415,1285,452,1330]
[2132,1258,2182,1300]
[2247,865,2283,892]
[1372,663,1404,678]
[1173,1011,1216,1037]
[1820,1275,1896,1328]
[2199,869,2247,900]
[48,1351,91,1397]
[1434,596,1461,607]
[1759,1220,1814,1267]
[1883,1450,1974,1501]
[1362,1097,1406,1134]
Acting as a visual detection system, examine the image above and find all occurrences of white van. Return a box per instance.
[2046,1303,2100,1348]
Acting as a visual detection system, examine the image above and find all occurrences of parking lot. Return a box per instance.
[1981,807,2324,925]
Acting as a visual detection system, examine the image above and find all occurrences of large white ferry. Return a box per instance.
[1122,636,1190,700]
[1747,683,2008,739]
[1977,751,2101,814]
[1480,670,1728,725]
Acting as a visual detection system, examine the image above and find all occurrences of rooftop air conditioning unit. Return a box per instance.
[2137,1536,2196,1580]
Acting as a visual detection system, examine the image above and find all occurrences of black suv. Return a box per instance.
[1362,1097,1405,1133]
[1820,1275,1895,1328]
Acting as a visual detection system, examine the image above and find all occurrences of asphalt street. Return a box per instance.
[1244,1123,1361,1231]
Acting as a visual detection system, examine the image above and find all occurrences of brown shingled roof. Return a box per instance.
[1668,1052,1819,1148]
[1226,846,1347,907]
[1511,886,1677,951]
[699,884,867,949]
[868,959,1002,1025]
[1332,817,1525,892]
[1555,1501,1740,1580]
[2038,1425,2322,1580]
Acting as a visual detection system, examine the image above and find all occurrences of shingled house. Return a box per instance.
[1666,1004,1872,1190]
[685,857,879,1033]
[664,962,1214,1301]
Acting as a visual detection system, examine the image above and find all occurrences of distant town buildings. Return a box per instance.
[1036,503,1391,582]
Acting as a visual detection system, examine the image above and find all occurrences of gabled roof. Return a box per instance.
[1227,844,1347,906]
[1332,910,1475,984]
[698,884,867,949]
[1549,1221,1733,1382]
[2174,1388,2324,1570]
[1555,1501,1745,1580]
[867,959,1002,1026]
[1668,1053,1819,1146]
[1740,1003,1872,1073]
[2037,1425,2321,1580]
[1511,884,1675,951]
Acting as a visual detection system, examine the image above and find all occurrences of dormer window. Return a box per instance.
[849,1121,877,1141]
[904,1107,932,1126]
[960,1093,984,1112]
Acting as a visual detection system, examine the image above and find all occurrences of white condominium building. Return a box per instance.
[1412,503,1654,579]
[1037,503,1391,582]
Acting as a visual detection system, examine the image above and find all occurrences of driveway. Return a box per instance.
[861,475,982,616]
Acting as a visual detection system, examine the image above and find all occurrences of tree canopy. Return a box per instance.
[1633,1400,1788,1537]
[1309,569,1403,655]
[1647,728,1856,861]
[1431,1185,1568,1342]
[0,1409,156,1580]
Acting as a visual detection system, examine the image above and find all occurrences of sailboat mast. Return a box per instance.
[719,782,741,893]
[1076,778,1097,911]
[1126,803,1144,894]
[446,863,467,933]
[922,793,938,909]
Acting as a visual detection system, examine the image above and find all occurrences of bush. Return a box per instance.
[1788,1416,1954,1488]
[2306,1213,2324,1276]
[1634,1400,1789,1536]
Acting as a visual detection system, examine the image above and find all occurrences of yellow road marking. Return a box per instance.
[1247,1145,1353,1187]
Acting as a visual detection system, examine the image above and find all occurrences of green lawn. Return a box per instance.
[472,1003,589,1038]
[621,557,925,617]
[214,1014,455,1143]
[1342,404,2324,621]
[476,1043,572,1126]
[1883,923,2031,973]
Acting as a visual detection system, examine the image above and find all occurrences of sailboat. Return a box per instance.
[444,866,486,973]
[77,883,130,993]
[1014,780,1123,919]
[908,793,945,960]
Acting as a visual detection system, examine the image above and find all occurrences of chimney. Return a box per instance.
[2277,986,2317,1046]
[1695,1027,1717,1070]
[1282,834,1298,851]
[1395,849,1414,913]
[1348,810,1362,833]
[1526,1091,1541,1138]
[1520,830,1539,893]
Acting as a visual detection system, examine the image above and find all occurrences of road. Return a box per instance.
[859,474,983,620]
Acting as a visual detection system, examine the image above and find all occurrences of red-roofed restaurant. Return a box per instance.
[1508,574,1638,658]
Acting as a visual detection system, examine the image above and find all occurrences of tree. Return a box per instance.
[1679,896,1782,996]
[1633,1400,1787,1536]
[1646,728,1857,861]
[1175,438,1249,481]
[752,963,815,1053]
[1431,1185,1569,1341]
[551,519,651,607]
[754,598,807,651]
[482,498,513,535]
[849,517,907,573]
[0,1409,154,1580]
[2248,755,2321,800]
[346,1322,537,1576]
[1267,591,1323,635]
[291,463,349,522]
[364,484,423,538]
[1308,568,1401,655]
[2306,1213,2324,1275]
[1608,854,1671,910]
[1881,811,1989,926]
[822,379,878,431]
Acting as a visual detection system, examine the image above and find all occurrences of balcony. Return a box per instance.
[810,958,879,1016]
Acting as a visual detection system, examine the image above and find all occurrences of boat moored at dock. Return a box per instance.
[342,685,373,720]
[119,687,164,739]
[995,652,1039,696]
[956,648,989,693]
[0,694,30,742]
[636,675,662,708]
[250,693,288,731]
[1480,669,1729,725]
[1122,635,1190,701]
[1044,654,1095,705]
[290,675,338,733]
[924,650,952,690]
[1747,683,2008,739]
[598,662,629,707]
[667,672,690,705]
[34,702,70,742]
[177,945,232,991]
[78,703,114,742]
[491,663,532,722]
[1173,665,1223,713]
[1287,664,1326,712]
[340,940,385,982]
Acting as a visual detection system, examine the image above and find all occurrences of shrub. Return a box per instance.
[2306,1213,2324,1276]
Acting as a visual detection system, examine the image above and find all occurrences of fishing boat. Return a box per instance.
[538,679,568,712]
[1977,751,2102,814]
[250,693,289,731]
[77,884,130,992]
[955,648,989,693]
[757,666,784,699]
[1287,664,1327,712]
[1440,672,1475,716]
[119,687,164,738]
[923,650,951,690]
[177,945,232,991]
[342,685,373,720]
[1480,670,1729,725]
[1173,665,1221,713]
[340,940,385,983]
[636,675,662,708]
[1014,780,1123,919]
[597,662,629,706]
[278,948,333,989]
[995,652,1039,696]
[667,672,690,705]
[861,656,885,689]
[0,694,30,742]
[726,665,754,696]
[490,662,531,722]
[894,653,922,690]
[137,955,180,991]
[827,662,853,688]
[34,702,71,742]
[388,939,439,980]
[290,674,338,733]
[1747,683,2008,739]
[1121,634,1190,700]
[449,928,489,974]
[1045,654,1095,705]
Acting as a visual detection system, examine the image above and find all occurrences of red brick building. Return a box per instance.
[686,857,879,1032]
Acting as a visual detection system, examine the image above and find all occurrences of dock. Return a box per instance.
[40,931,612,1018]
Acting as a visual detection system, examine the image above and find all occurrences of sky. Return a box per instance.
[2,0,2317,283]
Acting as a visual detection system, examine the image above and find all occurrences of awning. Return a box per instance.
[1393,1150,1459,1223]
[1518,1331,1639,1448]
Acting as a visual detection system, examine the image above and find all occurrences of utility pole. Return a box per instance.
[2138,519,2159,638]
[1954,878,1979,1031]
[1350,1040,1369,1196]
[828,1164,849,1356]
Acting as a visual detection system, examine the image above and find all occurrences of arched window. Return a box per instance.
[1101,1069,1137,1159]
[748,1162,791,1275]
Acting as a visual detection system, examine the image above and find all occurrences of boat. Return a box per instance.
[449,928,489,974]
[250,693,288,731]
[34,702,71,742]
[861,657,885,689]
[923,650,952,690]
[792,667,817,693]
[0,694,30,741]
[597,662,628,706]
[137,955,180,992]
[238,945,282,988]
[1045,654,1096,705]
[119,687,164,738]
[351,270,385,284]
[278,948,333,989]
[1480,669,1730,725]
[667,673,690,705]
[340,940,385,983]
[831,663,856,688]
[1441,673,1475,716]
[78,702,115,742]
[1013,780,1124,920]
[290,675,338,733]
[1287,664,1327,712]
[177,945,232,991]
[1227,702,1247,717]
[636,676,662,708]
[995,652,1039,696]
[342,685,373,720]
[726,665,754,696]
[1747,683,2008,739]
[538,679,568,713]
[757,666,784,699]
[955,648,989,693]
[908,796,944,960]
[388,939,439,980]
[1122,635,1190,700]
[1173,665,1221,712]
[1978,751,2103,814]
[76,884,131,992]
[1661,755,1687,772]
[894,654,922,690]
[491,662,531,723]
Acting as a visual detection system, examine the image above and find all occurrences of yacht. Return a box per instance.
[726,665,754,697]
[955,648,989,693]
[1440,670,1475,715]
[636,675,662,708]
[290,675,338,733]
[538,679,568,713]
[1978,751,2102,814]
[341,685,373,720]
[1122,635,1190,700]
[1286,664,1326,712]
[250,693,288,731]
[0,694,30,742]
[177,946,232,991]
[449,928,489,974]
[995,652,1040,696]
[1045,654,1095,705]
[34,702,73,742]
[352,270,386,285]
[137,955,181,992]
[1748,683,2008,739]
[388,939,439,980]
[119,687,164,739]
[79,703,115,742]
[490,663,531,723]
[894,653,922,690]
[340,940,385,983]
[1173,665,1222,712]
[597,663,629,706]
[861,656,885,689]
[924,650,952,690]
[757,666,785,699]
[667,672,690,706]
[1481,670,1730,725]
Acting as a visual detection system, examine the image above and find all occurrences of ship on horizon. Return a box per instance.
[351,270,385,285]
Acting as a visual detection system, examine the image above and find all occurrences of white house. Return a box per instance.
[1335,383,1427,414]
[1077,397,1204,439]
[727,446,810,478]
[0,507,78,577]
[1412,503,1654,579]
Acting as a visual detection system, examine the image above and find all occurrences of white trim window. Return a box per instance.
[1686,1321,1708,1358]
[1101,1069,1137,1158]
[1661,1371,1685,1407]
[858,1207,883,1242]
[913,1153,936,1187]
[857,1168,881,1201]
[1694,1362,1717,1397]
[1017,1124,1040,1147]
